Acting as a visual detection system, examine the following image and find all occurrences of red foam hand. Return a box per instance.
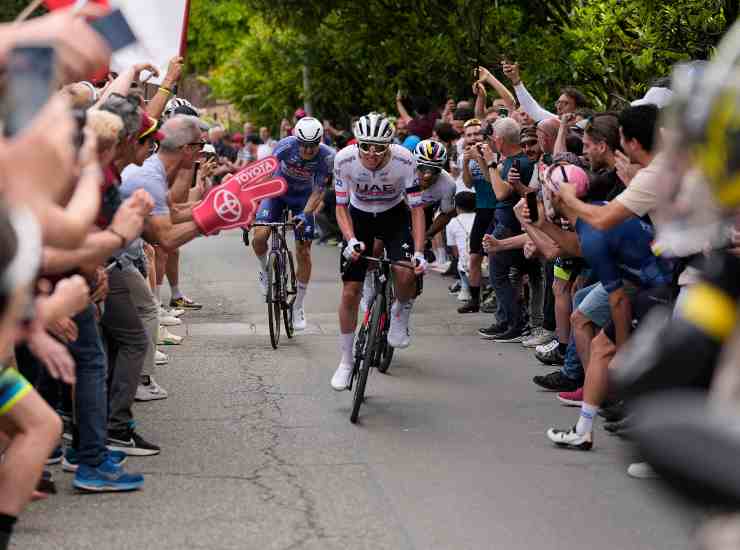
[192,175,287,236]
[223,156,279,191]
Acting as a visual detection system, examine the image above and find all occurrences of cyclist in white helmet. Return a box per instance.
[330,112,427,391]
[251,116,334,331]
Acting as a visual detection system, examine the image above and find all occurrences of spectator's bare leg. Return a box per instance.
[154,246,168,305]
[165,248,180,301]
[553,278,573,344]
[572,309,596,368]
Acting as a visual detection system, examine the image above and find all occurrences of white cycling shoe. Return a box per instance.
[387,301,412,349]
[292,305,307,331]
[331,362,353,391]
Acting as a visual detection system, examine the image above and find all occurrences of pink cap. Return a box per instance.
[546,163,590,198]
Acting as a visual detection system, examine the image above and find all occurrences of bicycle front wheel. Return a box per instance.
[377,279,395,373]
[350,296,382,424]
[283,249,296,338]
[267,252,282,349]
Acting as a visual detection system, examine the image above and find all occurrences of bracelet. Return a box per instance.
[108,228,127,249]
[158,86,174,96]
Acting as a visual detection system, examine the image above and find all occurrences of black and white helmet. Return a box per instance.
[164,97,198,119]
[294,117,323,144]
[354,112,394,144]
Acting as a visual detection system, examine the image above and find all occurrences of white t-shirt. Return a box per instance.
[446,212,476,272]
[334,144,421,213]
[256,143,274,160]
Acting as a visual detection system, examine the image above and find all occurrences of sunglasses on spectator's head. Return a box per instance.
[418,165,441,175]
[358,142,389,155]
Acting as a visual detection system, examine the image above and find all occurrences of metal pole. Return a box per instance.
[302,64,313,117]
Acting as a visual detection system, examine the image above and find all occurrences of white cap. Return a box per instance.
[631,87,673,108]
[201,143,216,155]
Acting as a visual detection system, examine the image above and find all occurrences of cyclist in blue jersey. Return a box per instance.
[251,117,335,331]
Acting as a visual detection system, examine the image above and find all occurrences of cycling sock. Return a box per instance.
[0,514,17,550]
[469,286,481,304]
[295,282,308,309]
[340,332,354,364]
[576,403,598,435]
[170,285,182,301]
[257,254,268,272]
[435,247,447,264]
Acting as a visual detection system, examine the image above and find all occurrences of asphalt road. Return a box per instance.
[14,231,699,550]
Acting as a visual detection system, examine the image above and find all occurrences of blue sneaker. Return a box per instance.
[73,457,143,492]
[63,448,127,473]
[46,445,63,465]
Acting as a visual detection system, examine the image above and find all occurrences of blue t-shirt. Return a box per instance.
[402,135,421,152]
[273,136,334,196]
[468,160,497,209]
[575,211,673,294]
[498,152,534,209]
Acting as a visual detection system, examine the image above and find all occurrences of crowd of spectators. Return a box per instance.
[0,5,735,549]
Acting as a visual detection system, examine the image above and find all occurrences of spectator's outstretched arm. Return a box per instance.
[554,114,574,155]
[478,66,516,109]
[473,81,487,120]
[555,184,633,231]
[395,91,413,124]
[95,62,159,106]
[146,57,184,120]
[502,62,556,122]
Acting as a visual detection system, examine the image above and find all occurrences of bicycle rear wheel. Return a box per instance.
[267,252,282,349]
[350,296,382,424]
[283,249,296,338]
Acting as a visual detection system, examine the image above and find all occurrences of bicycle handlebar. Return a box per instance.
[251,221,297,228]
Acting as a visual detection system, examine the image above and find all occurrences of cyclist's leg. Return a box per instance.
[0,369,61,529]
[286,194,314,312]
[252,198,285,293]
[382,206,417,348]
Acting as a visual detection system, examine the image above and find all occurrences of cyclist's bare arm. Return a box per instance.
[335,204,356,242]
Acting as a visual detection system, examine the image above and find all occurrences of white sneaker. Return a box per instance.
[135,376,168,401]
[331,362,353,391]
[258,270,268,297]
[158,326,183,345]
[430,261,451,273]
[522,328,556,348]
[293,305,306,331]
[627,461,659,479]
[155,350,169,365]
[159,313,182,327]
[162,306,185,318]
[535,338,559,356]
[388,301,412,349]
[457,288,472,302]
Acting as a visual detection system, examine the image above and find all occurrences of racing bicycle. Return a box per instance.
[252,212,297,349]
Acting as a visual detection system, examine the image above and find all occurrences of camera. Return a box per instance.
[497,107,509,118]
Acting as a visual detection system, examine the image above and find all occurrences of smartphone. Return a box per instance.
[526,192,539,223]
[513,159,521,173]
[2,46,56,137]
[89,9,137,52]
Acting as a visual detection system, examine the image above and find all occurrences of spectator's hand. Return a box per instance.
[162,56,184,87]
[444,98,456,114]
[479,143,495,165]
[472,80,487,97]
[523,240,538,259]
[109,190,153,245]
[502,61,521,86]
[476,65,493,82]
[14,4,111,84]
[90,267,109,303]
[615,150,640,185]
[77,126,100,173]
[508,167,521,187]
[560,112,578,126]
[462,145,476,163]
[47,317,78,343]
[132,62,160,84]
[343,238,365,262]
[396,89,404,102]
[482,234,500,254]
[555,181,578,207]
[27,322,76,384]
[53,275,91,317]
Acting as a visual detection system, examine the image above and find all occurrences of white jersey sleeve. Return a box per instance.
[419,170,456,213]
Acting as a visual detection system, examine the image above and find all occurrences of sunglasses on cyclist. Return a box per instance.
[417,165,441,175]
[358,142,389,155]
[298,141,320,149]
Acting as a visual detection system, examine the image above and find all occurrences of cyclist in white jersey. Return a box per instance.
[330,112,427,391]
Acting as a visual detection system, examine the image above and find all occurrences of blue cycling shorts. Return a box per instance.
[256,193,316,241]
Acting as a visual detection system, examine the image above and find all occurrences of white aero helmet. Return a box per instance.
[294,116,323,144]
[354,112,395,144]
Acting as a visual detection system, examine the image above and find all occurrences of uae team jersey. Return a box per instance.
[418,170,456,214]
[334,144,422,213]
[273,136,335,196]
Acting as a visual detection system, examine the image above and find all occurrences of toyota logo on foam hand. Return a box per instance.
[231,157,279,190]
[213,189,242,223]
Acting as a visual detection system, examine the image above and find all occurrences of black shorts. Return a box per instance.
[340,203,414,282]
[469,208,495,255]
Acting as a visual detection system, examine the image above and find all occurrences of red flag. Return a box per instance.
[43,0,109,8]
